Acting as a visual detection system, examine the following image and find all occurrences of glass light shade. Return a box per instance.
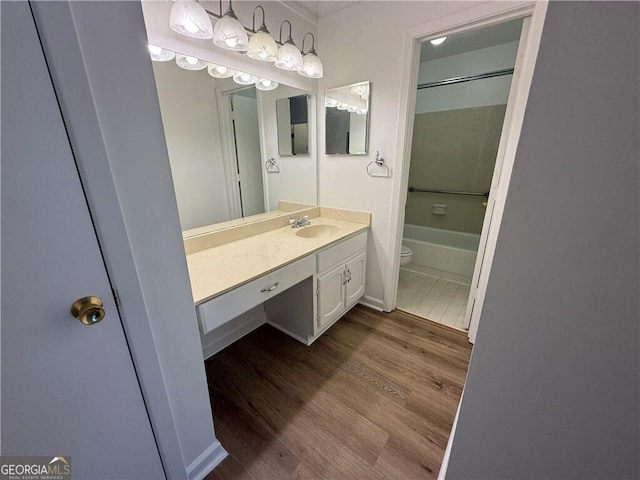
[347,105,358,113]
[148,44,175,62]
[351,84,369,97]
[275,42,303,71]
[298,52,323,78]
[430,36,447,45]
[213,14,249,52]
[356,108,368,115]
[207,64,234,78]
[255,79,279,91]
[247,30,278,62]
[325,98,338,108]
[336,103,349,111]
[176,54,207,70]
[169,1,213,39]
[233,71,258,85]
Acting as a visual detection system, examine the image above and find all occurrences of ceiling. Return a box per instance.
[420,18,524,62]
[281,0,361,24]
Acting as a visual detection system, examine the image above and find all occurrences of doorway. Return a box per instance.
[225,88,266,218]
[396,19,524,330]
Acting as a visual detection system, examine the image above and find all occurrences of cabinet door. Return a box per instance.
[317,263,346,330]
[345,251,367,309]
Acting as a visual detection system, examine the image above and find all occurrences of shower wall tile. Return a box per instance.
[406,104,506,234]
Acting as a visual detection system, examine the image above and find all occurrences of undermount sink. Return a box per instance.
[295,224,340,238]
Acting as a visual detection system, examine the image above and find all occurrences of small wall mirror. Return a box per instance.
[276,94,310,156]
[325,81,370,155]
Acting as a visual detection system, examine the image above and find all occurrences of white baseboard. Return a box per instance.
[266,320,311,346]
[359,295,384,311]
[201,306,266,359]
[186,440,228,480]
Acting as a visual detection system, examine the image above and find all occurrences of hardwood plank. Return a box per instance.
[205,305,472,480]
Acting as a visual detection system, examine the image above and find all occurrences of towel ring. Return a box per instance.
[367,151,391,177]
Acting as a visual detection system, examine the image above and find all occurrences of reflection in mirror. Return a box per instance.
[276,95,310,156]
[325,81,370,155]
[149,56,316,237]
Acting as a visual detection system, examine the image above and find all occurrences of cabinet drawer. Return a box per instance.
[197,255,315,334]
[316,230,367,273]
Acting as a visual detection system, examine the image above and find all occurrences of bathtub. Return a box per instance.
[402,224,480,280]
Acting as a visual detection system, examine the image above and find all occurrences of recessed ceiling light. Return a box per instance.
[430,36,447,46]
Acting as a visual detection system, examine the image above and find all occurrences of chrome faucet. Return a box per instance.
[289,215,311,228]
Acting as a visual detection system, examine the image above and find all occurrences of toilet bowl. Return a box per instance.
[400,244,413,266]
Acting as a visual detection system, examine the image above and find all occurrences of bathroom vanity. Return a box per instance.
[185,208,370,358]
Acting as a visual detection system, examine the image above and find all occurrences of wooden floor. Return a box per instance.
[204,305,472,480]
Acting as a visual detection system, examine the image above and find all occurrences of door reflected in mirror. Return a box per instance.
[276,94,310,156]
[325,81,370,155]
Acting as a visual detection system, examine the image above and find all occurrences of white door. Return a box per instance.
[463,18,531,342]
[1,3,165,478]
[317,264,346,330]
[232,93,265,217]
[345,252,367,309]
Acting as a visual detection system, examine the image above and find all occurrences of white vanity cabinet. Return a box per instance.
[197,228,368,357]
[315,232,367,335]
[197,255,315,335]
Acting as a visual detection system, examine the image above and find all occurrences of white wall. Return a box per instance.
[318,1,491,308]
[258,85,317,211]
[446,2,640,476]
[416,41,518,113]
[152,61,231,230]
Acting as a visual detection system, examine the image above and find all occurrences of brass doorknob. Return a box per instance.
[71,296,105,325]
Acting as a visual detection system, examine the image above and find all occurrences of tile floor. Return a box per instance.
[396,268,471,330]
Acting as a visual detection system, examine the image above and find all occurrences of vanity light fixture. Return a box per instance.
[325,98,338,108]
[167,2,325,75]
[233,71,258,85]
[213,0,249,51]
[169,0,213,39]
[176,54,207,70]
[275,21,303,71]
[207,63,234,78]
[336,102,349,111]
[350,83,369,99]
[356,107,368,115]
[347,105,358,113]
[298,32,323,78]
[255,78,279,91]
[148,44,175,62]
[430,36,447,45]
[246,6,278,62]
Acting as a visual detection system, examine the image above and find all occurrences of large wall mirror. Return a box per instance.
[276,94,310,156]
[149,55,317,237]
[325,81,370,155]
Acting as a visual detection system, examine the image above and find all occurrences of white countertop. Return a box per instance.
[186,216,369,304]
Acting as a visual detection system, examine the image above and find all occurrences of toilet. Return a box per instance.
[400,244,413,266]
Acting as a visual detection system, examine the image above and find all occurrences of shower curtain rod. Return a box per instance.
[409,186,489,198]
[417,68,514,90]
